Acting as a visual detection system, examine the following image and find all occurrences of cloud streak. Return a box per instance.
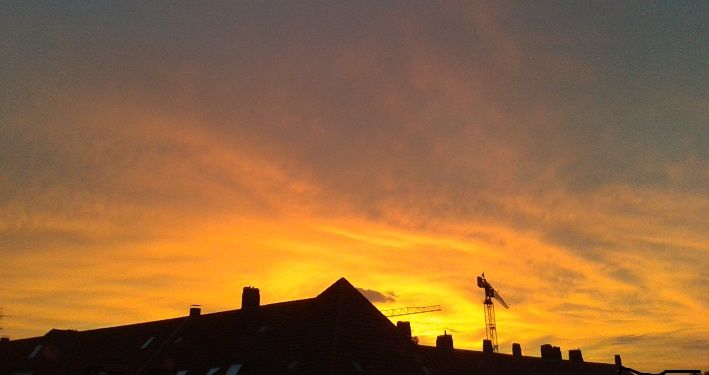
[356,288,397,304]
[1,1,707,371]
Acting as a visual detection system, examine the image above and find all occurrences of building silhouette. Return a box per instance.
[0,278,621,374]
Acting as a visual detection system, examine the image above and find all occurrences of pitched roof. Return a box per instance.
[0,278,621,375]
[0,278,417,375]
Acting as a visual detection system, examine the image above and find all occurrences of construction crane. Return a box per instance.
[477,273,509,352]
[380,305,442,317]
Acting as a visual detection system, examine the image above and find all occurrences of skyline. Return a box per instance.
[1,1,707,372]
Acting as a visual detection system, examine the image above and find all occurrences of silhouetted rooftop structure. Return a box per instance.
[0,278,620,375]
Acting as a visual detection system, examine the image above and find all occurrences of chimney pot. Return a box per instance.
[242,286,260,310]
[615,354,622,367]
[512,343,522,358]
[436,331,454,351]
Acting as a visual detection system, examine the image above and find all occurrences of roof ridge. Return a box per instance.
[327,279,346,375]
[56,298,317,335]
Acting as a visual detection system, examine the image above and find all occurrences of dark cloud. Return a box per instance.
[555,302,604,313]
[610,334,648,346]
[602,331,709,354]
[543,226,613,261]
[2,2,706,238]
[356,288,396,303]
[602,265,641,286]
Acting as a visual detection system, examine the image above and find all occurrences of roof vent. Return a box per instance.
[436,331,453,351]
[242,287,260,310]
[189,305,201,317]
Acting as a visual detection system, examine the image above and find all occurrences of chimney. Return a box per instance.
[189,305,201,317]
[0,336,9,351]
[482,339,493,354]
[541,344,562,360]
[436,331,454,351]
[569,349,583,363]
[396,321,411,340]
[242,286,260,310]
[615,354,622,367]
[512,343,522,358]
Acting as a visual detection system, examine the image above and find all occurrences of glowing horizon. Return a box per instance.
[1,2,707,372]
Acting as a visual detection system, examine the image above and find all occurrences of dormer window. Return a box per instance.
[28,344,43,358]
[141,336,155,349]
[287,361,300,370]
[352,361,364,373]
[225,364,242,375]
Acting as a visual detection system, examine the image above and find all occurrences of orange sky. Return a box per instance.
[1,2,707,372]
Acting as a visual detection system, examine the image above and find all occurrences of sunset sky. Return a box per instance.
[1,1,707,372]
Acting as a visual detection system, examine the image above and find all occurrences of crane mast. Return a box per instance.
[483,297,497,351]
[477,273,509,352]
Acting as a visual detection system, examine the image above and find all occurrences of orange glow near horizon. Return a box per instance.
[1,2,707,373]
[4,209,706,370]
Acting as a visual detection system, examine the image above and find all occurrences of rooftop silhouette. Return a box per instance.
[1,278,631,374]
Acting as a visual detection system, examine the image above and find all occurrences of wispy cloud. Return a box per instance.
[1,1,707,371]
[356,288,397,304]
